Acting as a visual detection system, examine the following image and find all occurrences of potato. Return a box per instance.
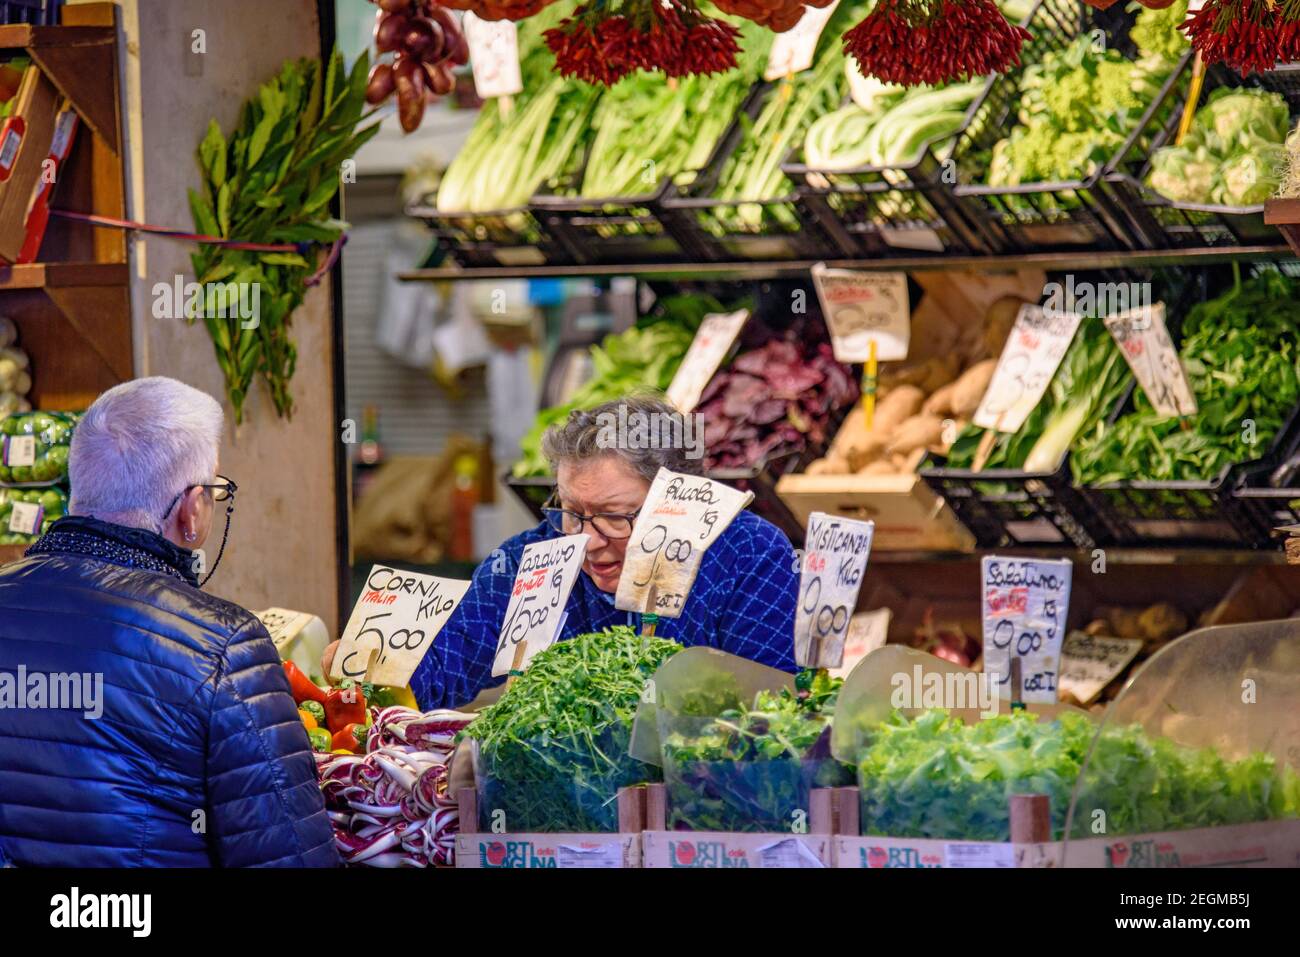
[949,359,998,419]
[874,384,926,432]
[860,459,898,475]
[1137,603,1187,643]
[983,296,1027,356]
[904,447,928,472]
[805,458,844,475]
[919,353,962,394]
[887,414,945,456]
[1084,618,1110,636]
[1101,606,1145,641]
[922,381,958,417]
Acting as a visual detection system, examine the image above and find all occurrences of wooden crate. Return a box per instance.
[453,785,644,869]
[640,783,835,868]
[776,472,975,552]
[831,788,1300,868]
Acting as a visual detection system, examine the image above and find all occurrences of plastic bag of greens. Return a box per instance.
[636,647,850,833]
[0,411,78,486]
[0,485,66,544]
[830,645,1092,840]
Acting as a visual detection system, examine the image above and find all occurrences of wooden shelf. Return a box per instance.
[0,543,26,566]
[400,244,1297,283]
[0,261,127,290]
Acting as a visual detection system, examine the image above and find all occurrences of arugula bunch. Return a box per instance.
[189,50,380,422]
[466,627,680,833]
[1073,270,1300,484]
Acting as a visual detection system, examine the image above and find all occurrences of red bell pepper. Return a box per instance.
[331,722,368,753]
[283,661,328,706]
[324,681,367,734]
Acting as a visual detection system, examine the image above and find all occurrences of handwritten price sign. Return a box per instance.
[1058,630,1142,705]
[980,556,1072,704]
[764,0,841,80]
[795,511,875,668]
[332,566,471,687]
[492,533,588,677]
[615,468,752,618]
[464,12,523,99]
[1103,303,1197,418]
[667,309,750,413]
[974,305,1083,433]
[811,264,910,363]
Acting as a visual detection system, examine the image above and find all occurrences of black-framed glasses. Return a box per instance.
[160,474,237,522]
[541,493,639,540]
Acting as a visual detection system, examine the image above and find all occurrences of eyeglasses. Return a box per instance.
[160,474,238,522]
[541,493,639,540]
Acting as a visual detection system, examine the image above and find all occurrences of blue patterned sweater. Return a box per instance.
[410,510,798,709]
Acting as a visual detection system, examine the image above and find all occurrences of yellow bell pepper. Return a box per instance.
[298,708,317,730]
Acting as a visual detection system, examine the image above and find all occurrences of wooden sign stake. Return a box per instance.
[1009,793,1051,843]
[1010,656,1024,712]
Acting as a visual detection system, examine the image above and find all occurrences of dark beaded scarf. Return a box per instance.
[26,514,199,587]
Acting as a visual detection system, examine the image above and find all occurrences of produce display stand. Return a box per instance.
[639,782,835,868]
[782,0,1079,260]
[1265,198,1300,258]
[0,2,130,567]
[406,197,578,269]
[453,785,645,868]
[1104,58,1300,251]
[943,5,1146,254]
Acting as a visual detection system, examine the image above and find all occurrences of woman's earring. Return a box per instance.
[184,528,196,543]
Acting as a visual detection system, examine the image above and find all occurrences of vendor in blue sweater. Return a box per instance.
[326,394,799,710]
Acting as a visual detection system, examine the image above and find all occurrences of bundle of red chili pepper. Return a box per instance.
[842,0,1032,85]
[545,0,741,85]
[1181,0,1297,74]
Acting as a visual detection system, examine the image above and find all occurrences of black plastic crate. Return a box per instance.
[916,268,1207,551]
[781,0,1080,258]
[945,2,1151,252]
[1102,59,1300,250]
[1078,266,1300,548]
[919,459,1114,550]
[532,176,714,266]
[406,198,576,268]
[1234,458,1300,545]
[0,0,59,24]
[662,82,858,262]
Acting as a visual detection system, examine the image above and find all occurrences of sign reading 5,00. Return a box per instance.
[332,566,471,687]
[493,533,589,677]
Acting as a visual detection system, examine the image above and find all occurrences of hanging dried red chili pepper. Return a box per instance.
[1180,0,1294,74]
[842,0,1031,86]
[711,0,837,33]
[545,0,740,85]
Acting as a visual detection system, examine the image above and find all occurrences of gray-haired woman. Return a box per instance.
[0,376,337,867]
[323,393,800,711]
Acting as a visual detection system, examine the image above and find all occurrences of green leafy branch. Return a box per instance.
[187,48,381,423]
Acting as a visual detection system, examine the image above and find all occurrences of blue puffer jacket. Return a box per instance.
[0,515,338,867]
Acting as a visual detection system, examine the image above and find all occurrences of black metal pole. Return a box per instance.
[316,0,352,632]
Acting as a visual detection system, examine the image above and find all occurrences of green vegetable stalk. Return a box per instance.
[464,627,680,833]
[188,50,380,422]
[946,317,1133,473]
[1073,269,1300,484]
[437,8,599,214]
[855,709,1298,841]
